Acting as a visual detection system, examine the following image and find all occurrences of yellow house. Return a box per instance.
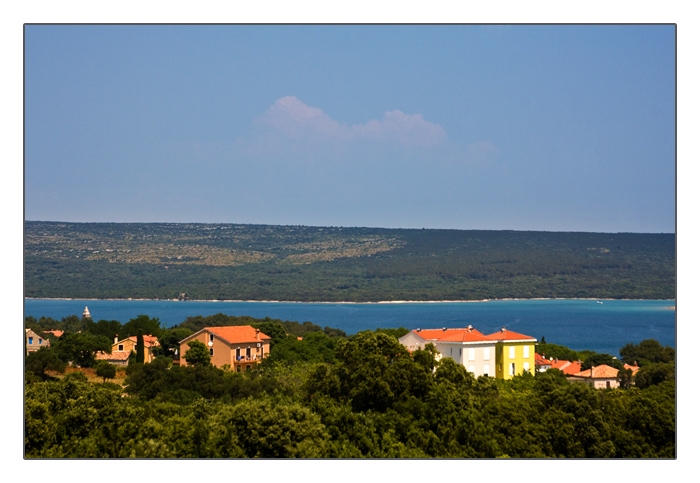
[95,334,160,366]
[486,327,537,379]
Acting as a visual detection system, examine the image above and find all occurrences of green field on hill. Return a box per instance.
[24,221,675,301]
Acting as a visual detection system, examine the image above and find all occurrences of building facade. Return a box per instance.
[399,326,498,377]
[486,327,537,379]
[25,328,49,355]
[179,325,271,371]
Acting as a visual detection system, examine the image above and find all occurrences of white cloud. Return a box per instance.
[255,96,447,148]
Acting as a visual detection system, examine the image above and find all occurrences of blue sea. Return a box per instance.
[24,298,676,357]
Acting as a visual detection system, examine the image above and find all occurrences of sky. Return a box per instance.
[24,24,676,233]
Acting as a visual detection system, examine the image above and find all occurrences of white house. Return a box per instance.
[398,326,498,377]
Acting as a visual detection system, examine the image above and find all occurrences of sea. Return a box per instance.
[24,298,676,357]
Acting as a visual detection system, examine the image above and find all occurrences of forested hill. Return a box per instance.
[24,221,675,301]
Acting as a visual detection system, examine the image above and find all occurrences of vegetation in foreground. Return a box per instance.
[25,314,675,458]
[25,221,676,301]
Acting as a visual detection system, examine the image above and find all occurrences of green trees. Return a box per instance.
[183,340,211,367]
[95,361,117,383]
[619,339,675,366]
[25,347,66,380]
[135,330,145,364]
[54,332,113,368]
[24,322,676,459]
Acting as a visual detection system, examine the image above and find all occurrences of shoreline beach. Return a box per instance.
[24,296,676,304]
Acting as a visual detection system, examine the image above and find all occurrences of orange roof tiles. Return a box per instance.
[125,335,160,347]
[550,359,582,375]
[204,326,271,344]
[485,328,537,342]
[624,363,640,375]
[412,327,493,343]
[572,364,620,379]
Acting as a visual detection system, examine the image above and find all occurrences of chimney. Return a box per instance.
[442,327,447,331]
[114,334,119,344]
[467,325,473,331]
[417,328,421,332]
[501,326,506,332]
[256,329,260,340]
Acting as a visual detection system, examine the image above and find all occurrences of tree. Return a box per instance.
[155,327,193,358]
[84,319,123,341]
[634,362,675,389]
[136,330,145,364]
[25,347,66,380]
[619,339,675,366]
[581,353,623,371]
[55,332,113,368]
[121,315,163,339]
[95,361,117,383]
[183,340,211,367]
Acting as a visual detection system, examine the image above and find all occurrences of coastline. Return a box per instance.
[24,296,676,304]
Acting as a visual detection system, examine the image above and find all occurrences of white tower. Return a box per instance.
[82,306,91,319]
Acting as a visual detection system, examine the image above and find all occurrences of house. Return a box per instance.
[549,359,582,375]
[95,334,161,366]
[179,326,271,371]
[485,327,537,379]
[534,352,552,372]
[567,364,623,389]
[398,326,498,377]
[25,328,49,355]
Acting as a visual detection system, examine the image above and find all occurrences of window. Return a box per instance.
[484,348,490,360]
[209,334,214,343]
[509,363,516,376]
[468,348,475,361]
[39,338,43,345]
[236,348,241,360]
[28,337,33,345]
[468,365,475,373]
[523,362,530,373]
[484,364,490,376]
[509,346,515,359]
[523,345,530,359]
[209,348,214,356]
[118,344,124,351]
[246,347,251,358]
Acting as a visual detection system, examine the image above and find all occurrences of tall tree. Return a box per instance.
[136,330,145,364]
[183,340,211,367]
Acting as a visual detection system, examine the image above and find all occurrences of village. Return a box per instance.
[25,305,640,389]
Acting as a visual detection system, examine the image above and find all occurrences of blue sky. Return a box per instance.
[24,24,676,233]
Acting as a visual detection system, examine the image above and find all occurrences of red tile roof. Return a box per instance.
[44,330,64,338]
[624,363,640,375]
[125,335,160,347]
[534,353,551,366]
[550,359,582,375]
[95,351,131,361]
[412,327,493,343]
[572,364,620,379]
[486,328,537,342]
[204,326,271,344]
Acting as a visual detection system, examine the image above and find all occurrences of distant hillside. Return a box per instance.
[24,221,676,301]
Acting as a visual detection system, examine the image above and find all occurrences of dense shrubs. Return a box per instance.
[25,332,675,458]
